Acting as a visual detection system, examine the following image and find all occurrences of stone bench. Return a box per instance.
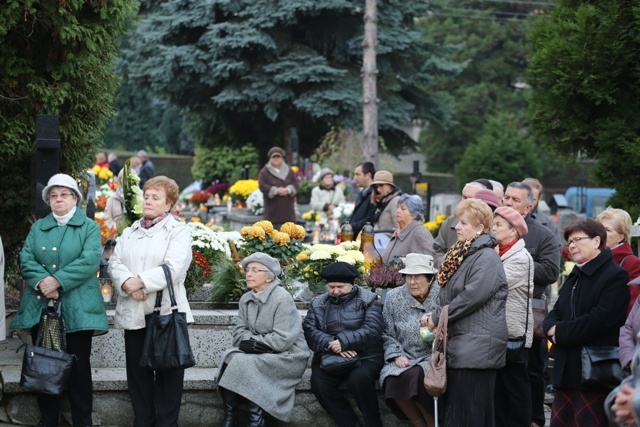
[0,310,409,426]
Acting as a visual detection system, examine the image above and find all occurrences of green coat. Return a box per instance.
[11,208,108,333]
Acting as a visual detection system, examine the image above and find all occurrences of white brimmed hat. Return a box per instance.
[398,253,438,275]
[42,174,83,205]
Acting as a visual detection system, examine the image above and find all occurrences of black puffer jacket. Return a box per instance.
[303,285,384,362]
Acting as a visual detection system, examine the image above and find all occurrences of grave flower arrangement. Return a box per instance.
[184,222,231,295]
[229,179,259,202]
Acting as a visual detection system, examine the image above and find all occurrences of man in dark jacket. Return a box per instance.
[303,262,384,427]
[503,181,562,427]
[137,150,155,188]
[349,162,376,237]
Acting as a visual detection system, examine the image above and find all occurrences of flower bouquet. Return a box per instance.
[289,241,365,294]
[245,190,264,216]
[184,222,231,295]
[229,179,259,202]
[92,164,114,186]
[120,159,143,233]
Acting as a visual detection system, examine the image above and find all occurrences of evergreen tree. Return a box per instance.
[0,0,136,254]
[124,0,459,159]
[528,0,640,216]
[420,0,538,174]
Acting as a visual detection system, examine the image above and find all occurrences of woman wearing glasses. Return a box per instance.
[12,173,108,427]
[217,252,310,426]
[544,218,629,426]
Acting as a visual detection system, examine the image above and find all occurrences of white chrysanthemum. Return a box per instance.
[310,250,332,261]
[245,190,264,215]
[346,250,365,263]
[187,222,231,257]
[340,241,360,251]
[329,246,346,256]
[309,244,332,253]
[336,255,356,265]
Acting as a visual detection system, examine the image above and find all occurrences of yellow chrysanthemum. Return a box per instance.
[272,231,291,246]
[253,220,275,235]
[190,217,201,223]
[240,226,253,237]
[291,166,299,173]
[297,250,310,262]
[436,214,447,224]
[247,226,266,239]
[425,221,438,231]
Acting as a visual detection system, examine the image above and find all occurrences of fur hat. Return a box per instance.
[494,206,528,237]
[473,189,501,210]
[42,174,83,205]
[240,252,282,277]
[267,146,285,159]
[320,262,360,284]
[370,170,395,187]
[398,253,438,276]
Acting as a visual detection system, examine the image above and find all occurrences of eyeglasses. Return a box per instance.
[49,192,74,200]
[244,268,269,275]
[565,236,592,247]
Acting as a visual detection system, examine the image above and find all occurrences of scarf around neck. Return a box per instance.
[498,238,518,257]
[436,236,478,286]
[140,212,169,229]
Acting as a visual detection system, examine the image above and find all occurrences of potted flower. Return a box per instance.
[245,190,264,216]
[228,179,259,206]
[424,213,447,237]
[185,222,232,298]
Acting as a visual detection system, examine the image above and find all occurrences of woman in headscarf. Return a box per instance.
[12,173,108,427]
[217,253,310,426]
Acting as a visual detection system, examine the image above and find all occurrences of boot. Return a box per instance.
[219,387,238,427]
[245,400,266,427]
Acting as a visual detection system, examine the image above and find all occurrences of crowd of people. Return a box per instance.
[10,146,640,427]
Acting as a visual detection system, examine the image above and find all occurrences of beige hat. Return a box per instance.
[398,253,438,275]
[42,174,83,205]
[370,170,395,187]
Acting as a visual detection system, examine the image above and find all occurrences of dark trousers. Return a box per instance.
[528,337,548,426]
[310,357,384,427]
[31,327,94,427]
[124,328,185,427]
[495,351,531,427]
[444,368,497,427]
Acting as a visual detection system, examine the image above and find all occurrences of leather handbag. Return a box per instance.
[20,302,76,395]
[140,264,196,370]
[320,353,361,375]
[425,305,448,397]
[239,338,274,354]
[581,346,624,389]
[531,296,547,339]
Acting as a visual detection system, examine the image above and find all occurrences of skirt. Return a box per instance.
[383,365,435,419]
[550,388,608,427]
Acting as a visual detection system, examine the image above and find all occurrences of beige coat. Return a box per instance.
[109,215,193,330]
[500,238,534,347]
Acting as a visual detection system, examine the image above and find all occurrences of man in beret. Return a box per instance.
[303,262,384,427]
[258,146,298,228]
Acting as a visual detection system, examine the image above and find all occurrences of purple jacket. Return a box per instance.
[620,295,640,369]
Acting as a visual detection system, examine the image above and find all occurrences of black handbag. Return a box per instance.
[239,338,274,354]
[531,296,547,339]
[20,302,76,395]
[320,353,361,375]
[581,346,624,389]
[140,264,196,370]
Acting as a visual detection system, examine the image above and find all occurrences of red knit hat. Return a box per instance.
[494,206,528,237]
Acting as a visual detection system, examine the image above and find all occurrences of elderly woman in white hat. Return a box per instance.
[12,173,108,427]
[491,206,534,427]
[380,253,440,427]
[310,168,345,221]
[217,252,310,426]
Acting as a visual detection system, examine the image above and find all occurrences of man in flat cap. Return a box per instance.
[303,262,384,427]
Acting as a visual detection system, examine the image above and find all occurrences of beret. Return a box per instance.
[473,189,501,210]
[320,262,360,284]
[494,206,528,237]
[240,252,282,277]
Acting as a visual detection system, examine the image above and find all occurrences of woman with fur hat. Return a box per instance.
[380,253,440,427]
[492,207,534,427]
[217,253,310,426]
[310,168,346,221]
[303,262,385,427]
[258,147,298,228]
[12,173,108,427]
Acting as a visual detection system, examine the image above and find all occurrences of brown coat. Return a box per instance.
[258,163,298,225]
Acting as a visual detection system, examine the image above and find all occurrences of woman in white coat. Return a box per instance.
[109,176,193,427]
[491,206,534,427]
